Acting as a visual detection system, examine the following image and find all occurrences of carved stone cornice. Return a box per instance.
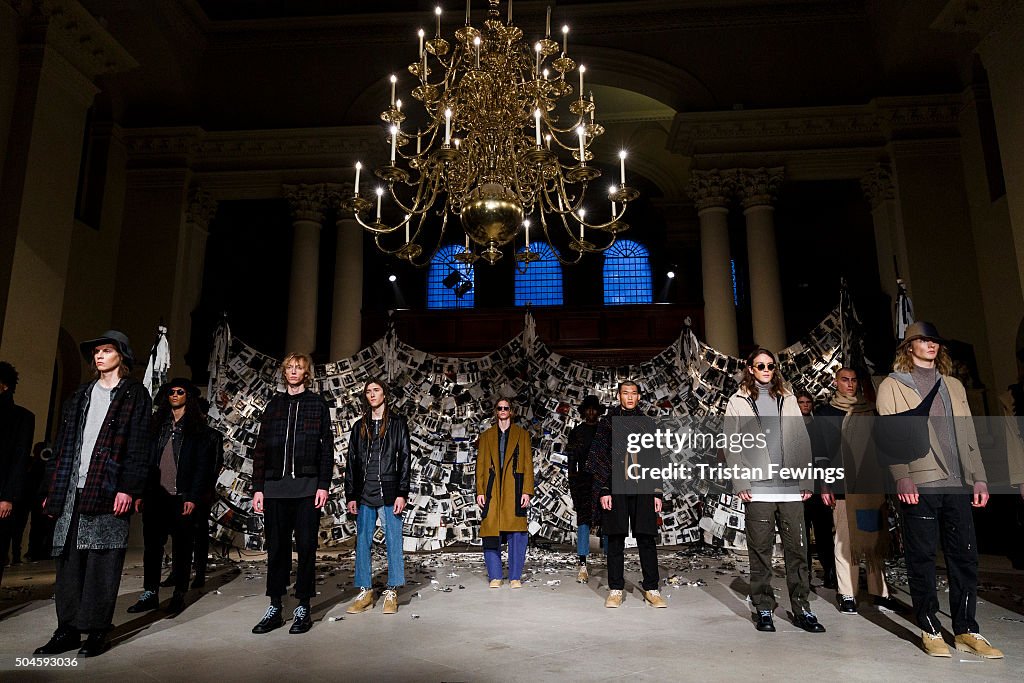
[736,167,784,209]
[860,164,896,209]
[12,0,138,79]
[685,169,736,211]
[931,0,1022,36]
[185,187,218,231]
[283,184,326,224]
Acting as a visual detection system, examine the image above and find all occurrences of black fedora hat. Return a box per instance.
[79,330,135,370]
[579,395,605,415]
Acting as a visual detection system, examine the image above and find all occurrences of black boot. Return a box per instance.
[78,632,109,657]
[127,590,160,613]
[289,604,312,634]
[34,628,81,655]
[252,604,283,634]
[191,573,206,589]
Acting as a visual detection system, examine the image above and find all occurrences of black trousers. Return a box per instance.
[192,502,211,576]
[142,488,194,593]
[264,496,319,601]
[0,513,13,584]
[745,501,810,614]
[27,498,54,560]
[900,493,979,635]
[55,502,127,633]
[606,495,660,591]
[804,495,835,581]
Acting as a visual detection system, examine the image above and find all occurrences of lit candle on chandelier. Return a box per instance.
[354,161,362,196]
[389,74,397,106]
[619,150,627,185]
[545,6,551,37]
[578,208,585,241]
[589,92,595,123]
[576,125,586,164]
[418,28,425,57]
[534,108,541,146]
[375,187,384,222]
[405,219,410,244]
[445,108,452,145]
[578,65,585,99]
[390,125,398,164]
[473,35,481,68]
[435,6,442,37]
[562,25,568,55]
[544,133,551,150]
[609,185,617,216]
[416,128,422,154]
[464,233,470,251]
[534,42,542,77]
[524,219,531,249]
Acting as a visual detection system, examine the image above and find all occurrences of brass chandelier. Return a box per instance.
[342,0,639,268]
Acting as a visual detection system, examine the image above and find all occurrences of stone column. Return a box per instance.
[0,4,135,437]
[687,170,738,356]
[283,184,326,355]
[326,183,363,359]
[738,168,786,352]
[168,187,218,371]
[861,163,910,325]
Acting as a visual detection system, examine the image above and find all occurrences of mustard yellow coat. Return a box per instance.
[476,423,534,537]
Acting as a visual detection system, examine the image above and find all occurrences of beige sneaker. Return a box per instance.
[382,589,398,615]
[489,579,502,588]
[605,589,624,608]
[577,565,589,583]
[643,589,668,608]
[921,631,951,658]
[346,588,375,614]
[954,633,1004,659]
[509,580,523,589]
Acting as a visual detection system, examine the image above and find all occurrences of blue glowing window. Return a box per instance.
[427,244,475,309]
[514,242,563,306]
[603,240,652,305]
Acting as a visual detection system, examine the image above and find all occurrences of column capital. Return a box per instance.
[736,167,784,209]
[283,183,327,224]
[686,169,736,212]
[323,182,355,219]
[860,163,896,209]
[185,187,218,232]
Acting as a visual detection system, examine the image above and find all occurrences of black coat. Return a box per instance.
[252,390,335,492]
[147,419,223,504]
[566,421,598,526]
[345,413,411,505]
[0,392,34,503]
[589,406,663,536]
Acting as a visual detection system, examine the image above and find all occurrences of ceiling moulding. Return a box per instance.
[121,126,381,171]
[10,0,138,78]
[668,94,963,156]
[203,0,866,51]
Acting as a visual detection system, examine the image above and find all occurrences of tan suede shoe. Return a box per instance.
[488,579,502,588]
[921,631,951,657]
[643,589,668,608]
[346,588,376,614]
[382,589,398,615]
[954,633,1004,659]
[576,565,589,583]
[509,580,523,589]
[605,589,623,608]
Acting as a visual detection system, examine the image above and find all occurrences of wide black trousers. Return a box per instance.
[264,496,319,601]
[55,502,127,633]
[605,495,660,591]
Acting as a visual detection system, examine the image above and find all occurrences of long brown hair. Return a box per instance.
[740,348,786,400]
[360,378,389,439]
[893,343,952,375]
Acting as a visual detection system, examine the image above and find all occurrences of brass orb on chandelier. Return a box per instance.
[342,0,639,269]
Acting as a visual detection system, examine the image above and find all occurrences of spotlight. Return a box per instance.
[667,270,676,279]
[388,274,397,283]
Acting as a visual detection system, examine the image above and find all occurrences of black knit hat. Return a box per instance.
[79,330,135,370]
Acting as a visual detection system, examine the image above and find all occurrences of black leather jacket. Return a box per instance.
[344,413,411,506]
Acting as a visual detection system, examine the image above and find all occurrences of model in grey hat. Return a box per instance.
[79,330,135,371]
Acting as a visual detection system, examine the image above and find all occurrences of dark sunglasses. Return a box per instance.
[751,363,776,371]
[496,406,511,412]
[168,388,187,396]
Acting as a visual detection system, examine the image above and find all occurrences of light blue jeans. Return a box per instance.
[354,504,405,588]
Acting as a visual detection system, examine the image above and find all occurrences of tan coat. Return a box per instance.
[476,423,534,537]
[876,374,986,486]
[997,391,1024,486]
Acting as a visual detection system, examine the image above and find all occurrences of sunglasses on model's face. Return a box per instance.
[751,363,776,371]
[168,388,187,396]
[496,406,511,412]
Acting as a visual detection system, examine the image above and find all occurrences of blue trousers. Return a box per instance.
[483,531,527,581]
[577,524,591,557]
[354,504,405,589]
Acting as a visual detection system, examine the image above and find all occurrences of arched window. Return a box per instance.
[514,242,563,306]
[603,239,652,305]
[427,244,475,309]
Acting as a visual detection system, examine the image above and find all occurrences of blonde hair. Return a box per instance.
[893,343,952,375]
[281,352,313,387]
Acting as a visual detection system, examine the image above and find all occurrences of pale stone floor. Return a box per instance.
[1,546,1022,682]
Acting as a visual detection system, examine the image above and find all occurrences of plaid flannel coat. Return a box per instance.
[44,377,152,516]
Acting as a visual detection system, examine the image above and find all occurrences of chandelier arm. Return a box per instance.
[406,211,450,269]
[352,211,409,235]
[537,213,584,265]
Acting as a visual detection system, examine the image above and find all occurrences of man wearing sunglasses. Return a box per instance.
[127,378,221,615]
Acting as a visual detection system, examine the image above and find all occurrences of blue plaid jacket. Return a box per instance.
[44,377,152,515]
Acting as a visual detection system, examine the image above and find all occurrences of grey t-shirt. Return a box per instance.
[78,382,113,488]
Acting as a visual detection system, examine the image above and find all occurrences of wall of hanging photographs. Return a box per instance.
[204,305,857,552]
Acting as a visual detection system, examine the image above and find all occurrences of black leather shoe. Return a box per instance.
[838,595,857,614]
[872,595,904,613]
[289,605,312,634]
[34,629,80,655]
[252,605,283,634]
[78,633,109,657]
[159,574,177,588]
[166,592,186,614]
[755,610,776,632]
[127,590,159,613]
[191,573,206,589]
[794,612,827,633]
